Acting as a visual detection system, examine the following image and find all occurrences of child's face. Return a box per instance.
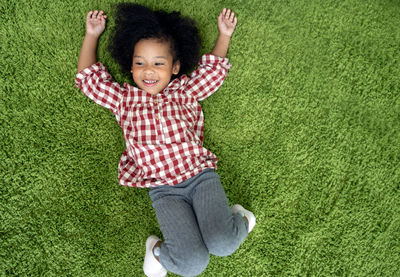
[131,38,180,95]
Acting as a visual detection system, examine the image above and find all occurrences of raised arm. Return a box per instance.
[77,10,107,72]
[211,8,238,58]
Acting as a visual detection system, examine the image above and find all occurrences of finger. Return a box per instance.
[93,10,99,18]
[226,9,231,19]
[100,11,105,20]
[218,14,224,26]
[87,11,93,19]
[222,8,226,16]
[233,16,237,26]
[230,11,235,22]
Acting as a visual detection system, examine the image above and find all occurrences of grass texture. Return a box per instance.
[1,0,400,276]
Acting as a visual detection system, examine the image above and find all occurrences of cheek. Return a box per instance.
[160,68,173,78]
[131,69,141,80]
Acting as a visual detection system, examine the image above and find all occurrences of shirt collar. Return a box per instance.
[163,75,187,93]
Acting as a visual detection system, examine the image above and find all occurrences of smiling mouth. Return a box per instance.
[143,80,158,87]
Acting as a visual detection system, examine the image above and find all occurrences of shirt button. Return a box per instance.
[156,115,159,120]
[154,100,158,105]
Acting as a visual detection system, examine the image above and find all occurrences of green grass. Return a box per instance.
[1,0,400,276]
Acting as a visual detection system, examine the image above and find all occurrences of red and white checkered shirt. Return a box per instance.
[75,54,231,188]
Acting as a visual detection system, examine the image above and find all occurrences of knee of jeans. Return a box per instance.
[171,246,209,277]
[204,233,241,257]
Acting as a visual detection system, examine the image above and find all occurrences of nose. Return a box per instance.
[143,65,155,75]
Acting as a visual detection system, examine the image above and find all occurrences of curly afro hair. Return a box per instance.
[108,3,202,79]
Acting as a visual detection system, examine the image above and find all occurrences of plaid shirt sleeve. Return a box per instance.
[75,62,123,116]
[185,54,232,101]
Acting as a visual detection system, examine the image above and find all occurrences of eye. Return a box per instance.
[155,62,164,66]
[135,62,143,66]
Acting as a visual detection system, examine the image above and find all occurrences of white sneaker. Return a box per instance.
[232,204,256,233]
[143,235,167,277]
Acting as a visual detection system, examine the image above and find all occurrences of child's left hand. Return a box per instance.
[217,8,238,37]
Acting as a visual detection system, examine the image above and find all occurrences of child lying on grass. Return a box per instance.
[76,3,255,276]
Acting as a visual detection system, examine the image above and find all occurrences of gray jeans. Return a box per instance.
[149,169,248,277]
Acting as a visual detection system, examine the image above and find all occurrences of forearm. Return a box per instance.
[77,34,100,72]
[211,34,231,58]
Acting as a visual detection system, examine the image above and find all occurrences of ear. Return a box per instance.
[172,61,181,75]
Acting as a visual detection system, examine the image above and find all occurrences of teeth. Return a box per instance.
[144,80,157,84]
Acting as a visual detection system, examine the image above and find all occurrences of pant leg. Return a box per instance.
[191,171,249,257]
[151,195,209,277]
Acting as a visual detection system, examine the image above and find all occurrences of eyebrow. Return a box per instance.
[133,55,168,59]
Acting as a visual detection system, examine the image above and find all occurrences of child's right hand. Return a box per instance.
[86,10,107,37]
